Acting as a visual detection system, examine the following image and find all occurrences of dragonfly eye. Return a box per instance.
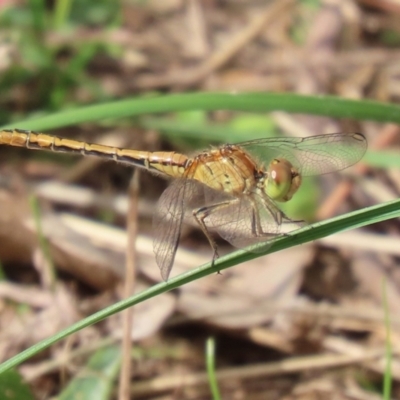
[265,158,301,202]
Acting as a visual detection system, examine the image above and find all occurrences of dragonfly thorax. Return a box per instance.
[264,158,301,202]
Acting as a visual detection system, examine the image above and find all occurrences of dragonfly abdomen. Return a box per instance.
[0,129,190,178]
[0,129,129,160]
[126,151,189,178]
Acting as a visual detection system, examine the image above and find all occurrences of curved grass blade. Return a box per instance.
[2,93,400,132]
[0,198,399,373]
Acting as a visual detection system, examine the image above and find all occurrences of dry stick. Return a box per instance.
[324,335,400,380]
[184,0,209,58]
[267,48,400,72]
[130,348,391,396]
[135,0,294,89]
[134,47,400,89]
[118,171,140,400]
[316,124,400,221]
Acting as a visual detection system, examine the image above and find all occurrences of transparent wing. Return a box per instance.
[238,133,367,176]
[153,178,205,280]
[153,179,186,281]
[204,190,294,251]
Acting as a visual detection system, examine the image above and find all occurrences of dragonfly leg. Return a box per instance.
[258,193,306,238]
[192,200,237,263]
[250,202,267,237]
[250,210,276,239]
[248,194,283,238]
[249,193,304,240]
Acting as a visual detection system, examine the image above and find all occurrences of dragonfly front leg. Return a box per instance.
[250,207,275,238]
[192,199,239,264]
[250,195,305,238]
[248,195,283,238]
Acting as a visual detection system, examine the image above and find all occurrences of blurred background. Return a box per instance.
[0,0,400,399]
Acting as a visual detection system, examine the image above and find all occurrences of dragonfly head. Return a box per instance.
[264,158,302,202]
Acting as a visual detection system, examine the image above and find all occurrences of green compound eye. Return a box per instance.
[265,158,301,202]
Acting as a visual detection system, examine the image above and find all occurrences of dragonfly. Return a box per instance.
[0,129,367,280]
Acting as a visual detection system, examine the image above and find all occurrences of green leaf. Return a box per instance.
[59,345,121,400]
[0,369,35,400]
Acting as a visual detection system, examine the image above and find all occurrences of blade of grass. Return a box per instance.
[53,0,73,29]
[2,93,400,132]
[139,115,279,144]
[365,151,400,169]
[206,338,221,400]
[0,198,399,373]
[58,345,121,400]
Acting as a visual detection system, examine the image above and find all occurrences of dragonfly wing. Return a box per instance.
[205,190,289,251]
[239,133,367,176]
[153,178,205,280]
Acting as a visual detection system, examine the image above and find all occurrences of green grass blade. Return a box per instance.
[53,0,73,29]
[206,338,221,400]
[365,151,400,169]
[2,93,400,132]
[0,198,399,373]
[58,345,121,400]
